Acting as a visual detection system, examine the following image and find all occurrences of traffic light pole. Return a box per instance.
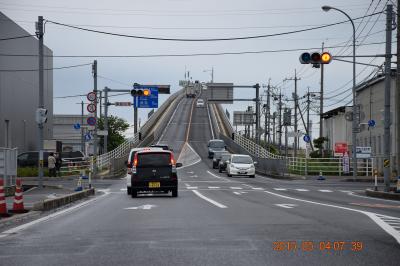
[92,60,98,162]
[37,16,44,189]
[320,42,325,156]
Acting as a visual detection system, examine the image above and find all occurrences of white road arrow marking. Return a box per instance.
[275,204,298,209]
[124,204,157,210]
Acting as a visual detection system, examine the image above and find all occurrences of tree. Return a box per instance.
[97,115,130,152]
[310,137,329,158]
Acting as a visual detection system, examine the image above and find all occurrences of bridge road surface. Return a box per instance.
[0,96,400,266]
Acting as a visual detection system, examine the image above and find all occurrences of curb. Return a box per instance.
[344,178,397,183]
[32,188,95,211]
[365,189,400,201]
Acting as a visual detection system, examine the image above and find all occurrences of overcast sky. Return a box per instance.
[1,0,392,142]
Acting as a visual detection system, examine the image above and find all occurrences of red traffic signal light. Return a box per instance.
[299,52,332,64]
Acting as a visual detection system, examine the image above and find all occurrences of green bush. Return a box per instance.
[18,167,49,177]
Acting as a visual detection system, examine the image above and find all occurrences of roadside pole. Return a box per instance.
[81,101,84,153]
[396,0,400,184]
[267,80,271,146]
[92,60,98,176]
[383,4,393,192]
[320,42,325,153]
[104,87,109,154]
[255,83,260,157]
[37,16,44,189]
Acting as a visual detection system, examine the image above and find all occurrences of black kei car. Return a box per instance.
[218,153,232,173]
[130,149,182,198]
[212,151,230,169]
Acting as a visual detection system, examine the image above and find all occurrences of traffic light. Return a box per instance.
[35,108,48,124]
[130,88,151,97]
[299,52,332,64]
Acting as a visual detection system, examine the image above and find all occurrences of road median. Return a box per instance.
[365,188,400,201]
[32,188,95,211]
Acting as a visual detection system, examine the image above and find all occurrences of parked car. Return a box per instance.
[218,153,232,173]
[130,149,182,198]
[126,147,163,195]
[226,154,256,178]
[196,99,205,107]
[17,150,85,168]
[207,139,226,158]
[212,151,230,169]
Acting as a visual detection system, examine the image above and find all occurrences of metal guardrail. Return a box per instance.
[0,147,18,187]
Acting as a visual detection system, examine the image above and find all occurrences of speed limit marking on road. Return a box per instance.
[87,92,97,102]
[87,103,96,113]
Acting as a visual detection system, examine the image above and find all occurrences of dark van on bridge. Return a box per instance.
[207,139,227,158]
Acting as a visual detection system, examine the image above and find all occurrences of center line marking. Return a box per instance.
[192,190,227,208]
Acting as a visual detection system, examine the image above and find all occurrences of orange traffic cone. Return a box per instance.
[0,179,10,217]
[12,179,27,213]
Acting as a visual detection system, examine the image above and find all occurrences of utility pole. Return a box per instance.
[81,101,84,153]
[36,16,44,189]
[255,83,261,151]
[272,112,276,145]
[284,108,289,157]
[286,70,300,157]
[104,87,109,154]
[92,60,98,159]
[383,4,393,192]
[278,89,283,154]
[99,91,103,119]
[396,0,400,183]
[320,42,325,144]
[267,80,271,145]
[306,88,311,145]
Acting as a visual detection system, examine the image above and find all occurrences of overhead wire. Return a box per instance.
[0,62,92,72]
[44,12,383,42]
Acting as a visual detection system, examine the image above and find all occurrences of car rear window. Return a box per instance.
[210,141,225,148]
[137,153,171,167]
[232,156,252,164]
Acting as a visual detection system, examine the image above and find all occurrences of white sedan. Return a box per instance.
[226,154,256,178]
[196,99,205,107]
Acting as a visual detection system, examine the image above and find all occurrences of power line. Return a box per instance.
[45,12,383,42]
[0,63,92,72]
[0,34,36,41]
[0,41,388,58]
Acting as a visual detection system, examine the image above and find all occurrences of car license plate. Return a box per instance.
[149,182,160,188]
[239,171,247,174]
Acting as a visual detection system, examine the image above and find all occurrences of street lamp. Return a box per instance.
[203,67,214,83]
[322,5,357,180]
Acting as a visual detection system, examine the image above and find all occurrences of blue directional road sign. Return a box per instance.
[133,87,158,108]
[73,123,81,130]
[368,119,376,127]
[84,133,92,141]
[303,135,311,143]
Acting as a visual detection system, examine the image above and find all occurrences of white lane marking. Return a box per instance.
[206,103,215,139]
[192,190,227,208]
[210,104,221,134]
[124,204,157,210]
[339,190,352,193]
[187,171,194,174]
[319,190,333,193]
[187,186,198,189]
[252,187,263,190]
[206,170,232,182]
[157,96,184,144]
[208,186,220,189]
[274,188,287,191]
[184,183,189,187]
[230,187,242,190]
[295,189,309,192]
[263,189,400,245]
[0,191,109,239]
[346,191,400,203]
[177,143,202,170]
[189,175,198,178]
[275,204,298,209]
[233,191,241,195]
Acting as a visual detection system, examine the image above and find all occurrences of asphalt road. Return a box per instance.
[0,96,399,266]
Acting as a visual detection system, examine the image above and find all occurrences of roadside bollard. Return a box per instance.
[75,177,83,192]
[374,169,378,191]
[317,171,325,180]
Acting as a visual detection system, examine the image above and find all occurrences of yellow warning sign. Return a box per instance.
[383,159,390,168]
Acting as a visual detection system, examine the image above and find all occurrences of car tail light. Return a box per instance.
[170,153,175,166]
